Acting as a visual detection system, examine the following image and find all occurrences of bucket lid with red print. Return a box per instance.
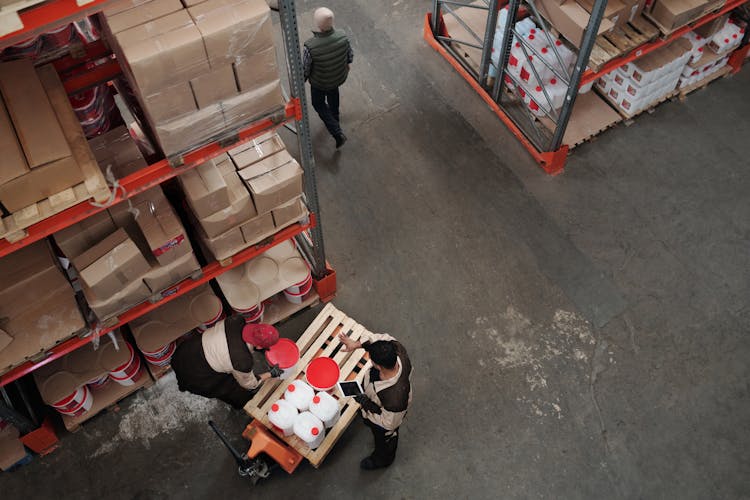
[242,323,279,349]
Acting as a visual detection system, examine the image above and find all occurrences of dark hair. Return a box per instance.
[367,341,397,369]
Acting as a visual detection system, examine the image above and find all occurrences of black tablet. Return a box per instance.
[338,380,364,397]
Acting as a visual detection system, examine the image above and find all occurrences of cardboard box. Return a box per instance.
[537,0,615,47]
[0,424,26,472]
[103,0,183,33]
[84,278,151,319]
[577,0,628,26]
[142,81,197,123]
[0,98,28,185]
[103,0,163,16]
[0,240,61,300]
[239,212,274,245]
[228,131,284,168]
[117,10,210,94]
[72,228,151,299]
[232,45,278,92]
[190,65,238,108]
[133,193,192,266]
[142,250,201,292]
[188,0,274,68]
[271,196,306,228]
[0,60,71,168]
[694,12,728,37]
[238,150,304,214]
[203,225,245,259]
[53,210,118,259]
[0,155,83,212]
[153,101,223,156]
[197,165,256,237]
[648,0,719,31]
[88,126,148,179]
[221,79,284,129]
[179,156,231,218]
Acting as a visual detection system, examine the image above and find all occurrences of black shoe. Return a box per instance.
[360,456,388,470]
[335,133,347,149]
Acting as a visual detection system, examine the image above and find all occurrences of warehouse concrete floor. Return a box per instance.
[4,0,750,498]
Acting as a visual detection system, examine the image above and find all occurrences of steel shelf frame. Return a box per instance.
[426,0,749,174]
[0,0,334,388]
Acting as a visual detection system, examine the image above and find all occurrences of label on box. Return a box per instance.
[632,70,643,82]
[609,88,620,100]
[627,84,638,96]
[614,73,625,86]
[153,235,186,257]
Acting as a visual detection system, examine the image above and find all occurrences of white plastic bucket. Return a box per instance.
[142,341,176,367]
[85,373,109,388]
[51,385,93,416]
[283,279,313,305]
[309,391,340,428]
[197,309,225,333]
[284,272,312,295]
[293,411,325,449]
[283,380,315,411]
[108,342,141,386]
[235,302,264,323]
[268,399,298,437]
[265,338,300,380]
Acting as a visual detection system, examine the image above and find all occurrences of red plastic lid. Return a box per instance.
[271,403,279,412]
[305,357,340,390]
[530,28,536,34]
[698,47,703,51]
[312,395,321,404]
[529,34,535,40]
[541,47,548,54]
[725,38,730,43]
[696,34,702,39]
[265,338,300,369]
[555,40,562,46]
[733,33,738,38]
[515,42,521,47]
[287,384,296,392]
[535,85,542,91]
[550,78,557,84]
[311,427,320,436]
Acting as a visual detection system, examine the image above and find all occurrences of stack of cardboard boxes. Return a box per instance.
[179,132,307,261]
[0,61,107,214]
[102,0,283,156]
[54,185,202,320]
[596,38,692,115]
[0,241,85,373]
[645,0,725,33]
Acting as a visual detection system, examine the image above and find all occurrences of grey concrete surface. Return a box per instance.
[2,0,749,498]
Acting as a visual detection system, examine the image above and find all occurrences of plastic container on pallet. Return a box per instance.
[268,398,298,436]
[293,411,325,449]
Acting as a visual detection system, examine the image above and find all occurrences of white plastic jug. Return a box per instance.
[525,31,547,53]
[283,380,315,411]
[550,39,576,75]
[546,77,567,110]
[526,85,550,117]
[507,41,526,78]
[293,411,325,449]
[515,17,536,37]
[519,53,551,89]
[309,391,340,428]
[268,399,298,437]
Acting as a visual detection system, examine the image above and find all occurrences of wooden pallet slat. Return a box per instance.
[678,65,732,98]
[588,15,661,72]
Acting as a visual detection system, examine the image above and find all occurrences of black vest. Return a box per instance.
[304,29,350,90]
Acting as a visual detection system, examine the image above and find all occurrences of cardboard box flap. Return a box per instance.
[0,59,71,168]
[104,0,183,33]
[89,126,148,179]
[179,157,231,218]
[197,166,256,238]
[228,132,285,168]
[0,423,26,471]
[0,97,28,185]
[0,240,57,291]
[72,227,130,271]
[238,149,294,180]
[53,210,118,260]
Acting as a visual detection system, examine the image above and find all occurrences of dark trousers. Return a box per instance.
[310,86,342,138]
[363,417,399,467]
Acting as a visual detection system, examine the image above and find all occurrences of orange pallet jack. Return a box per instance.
[209,420,303,484]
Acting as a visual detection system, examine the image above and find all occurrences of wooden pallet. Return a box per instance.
[598,88,680,123]
[588,15,661,72]
[0,65,111,244]
[63,368,153,432]
[244,303,371,468]
[678,65,732,99]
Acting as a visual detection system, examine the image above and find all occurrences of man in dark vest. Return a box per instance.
[303,7,353,149]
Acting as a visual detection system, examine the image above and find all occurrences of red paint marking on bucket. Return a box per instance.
[283,279,313,305]
[108,342,141,386]
[51,385,93,416]
[85,374,109,388]
[285,270,312,295]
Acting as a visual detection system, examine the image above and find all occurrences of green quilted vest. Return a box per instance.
[305,29,350,90]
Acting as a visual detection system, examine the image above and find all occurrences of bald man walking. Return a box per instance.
[303,7,353,149]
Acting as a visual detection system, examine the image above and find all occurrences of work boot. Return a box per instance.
[360,456,388,470]
[335,133,347,149]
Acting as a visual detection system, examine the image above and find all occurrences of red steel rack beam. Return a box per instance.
[580,0,750,85]
[0,98,301,259]
[62,58,121,94]
[52,40,110,72]
[0,215,316,387]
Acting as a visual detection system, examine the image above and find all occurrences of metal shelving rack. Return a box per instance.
[0,0,336,393]
[425,0,750,174]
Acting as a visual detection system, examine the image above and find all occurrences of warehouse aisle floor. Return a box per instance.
[4,1,749,498]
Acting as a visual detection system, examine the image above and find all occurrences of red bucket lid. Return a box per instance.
[305,357,340,390]
[265,338,300,369]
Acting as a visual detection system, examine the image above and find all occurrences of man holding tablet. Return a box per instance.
[338,330,413,470]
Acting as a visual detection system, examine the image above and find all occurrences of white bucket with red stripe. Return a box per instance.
[235,302,264,324]
[197,309,225,333]
[283,278,313,305]
[85,373,109,388]
[284,270,312,295]
[141,341,177,367]
[51,385,93,417]
[108,342,141,386]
